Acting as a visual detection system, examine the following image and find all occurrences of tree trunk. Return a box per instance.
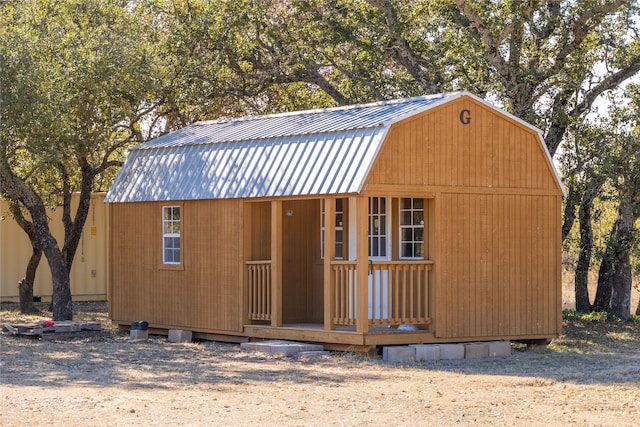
[574,178,603,312]
[1,154,73,320]
[18,246,42,314]
[592,256,613,312]
[609,253,633,318]
[561,183,580,243]
[592,197,637,317]
[574,198,594,312]
[7,201,42,313]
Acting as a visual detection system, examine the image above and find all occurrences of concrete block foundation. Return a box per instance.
[168,329,193,343]
[464,342,489,359]
[489,341,512,357]
[129,329,148,341]
[410,344,441,362]
[240,340,324,356]
[439,344,465,360]
[382,346,416,363]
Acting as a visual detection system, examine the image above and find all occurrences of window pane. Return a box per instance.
[414,198,424,209]
[401,198,411,209]
[402,211,411,225]
[402,243,413,258]
[415,228,424,242]
[415,243,424,257]
[402,228,412,241]
[413,211,424,225]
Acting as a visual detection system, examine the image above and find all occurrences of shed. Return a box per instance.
[105,92,564,350]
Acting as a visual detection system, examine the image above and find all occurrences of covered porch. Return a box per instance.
[242,195,436,347]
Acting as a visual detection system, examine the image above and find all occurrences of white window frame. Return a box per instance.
[320,199,344,259]
[399,198,425,260]
[162,206,181,265]
[368,197,390,260]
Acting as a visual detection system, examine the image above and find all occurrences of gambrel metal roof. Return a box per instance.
[106,93,462,202]
[105,91,562,202]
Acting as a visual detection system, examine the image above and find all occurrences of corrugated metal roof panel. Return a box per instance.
[136,93,458,150]
[105,128,386,202]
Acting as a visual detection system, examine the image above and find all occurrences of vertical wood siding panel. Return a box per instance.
[444,194,453,336]
[432,192,560,339]
[480,194,489,336]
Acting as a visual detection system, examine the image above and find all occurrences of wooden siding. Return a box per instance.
[367,97,561,193]
[436,192,562,338]
[109,199,243,332]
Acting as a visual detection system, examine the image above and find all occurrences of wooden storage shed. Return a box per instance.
[106,92,564,350]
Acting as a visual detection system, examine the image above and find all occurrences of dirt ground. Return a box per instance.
[1,302,639,427]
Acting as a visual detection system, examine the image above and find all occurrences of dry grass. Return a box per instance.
[1,300,639,426]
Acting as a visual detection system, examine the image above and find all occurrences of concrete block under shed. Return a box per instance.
[464,342,489,359]
[489,341,512,357]
[130,329,148,340]
[382,346,416,363]
[439,344,465,360]
[410,344,441,361]
[241,340,324,356]
[168,329,193,343]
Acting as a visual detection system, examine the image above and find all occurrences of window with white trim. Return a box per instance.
[399,198,424,259]
[162,206,181,264]
[368,197,388,258]
[320,199,344,259]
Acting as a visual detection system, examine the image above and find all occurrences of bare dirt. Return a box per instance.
[1,301,639,426]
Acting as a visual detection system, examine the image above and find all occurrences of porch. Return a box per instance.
[243,196,435,346]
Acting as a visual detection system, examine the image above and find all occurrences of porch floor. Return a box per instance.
[243,322,436,349]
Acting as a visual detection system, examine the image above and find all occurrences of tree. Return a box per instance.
[0,0,163,319]
[591,87,640,317]
[559,124,607,312]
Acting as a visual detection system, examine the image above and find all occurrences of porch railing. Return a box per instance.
[246,259,433,328]
[246,260,271,321]
[331,260,433,326]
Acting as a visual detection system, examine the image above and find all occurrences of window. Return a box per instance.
[320,199,344,259]
[399,198,424,259]
[368,197,388,258]
[162,206,181,264]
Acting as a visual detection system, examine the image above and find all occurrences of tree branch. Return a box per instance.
[452,0,508,77]
[368,0,441,94]
[551,0,631,78]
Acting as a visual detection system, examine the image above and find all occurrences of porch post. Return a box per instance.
[356,196,369,333]
[323,198,335,330]
[271,200,282,327]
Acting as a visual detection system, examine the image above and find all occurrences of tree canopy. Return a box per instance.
[1,0,165,319]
